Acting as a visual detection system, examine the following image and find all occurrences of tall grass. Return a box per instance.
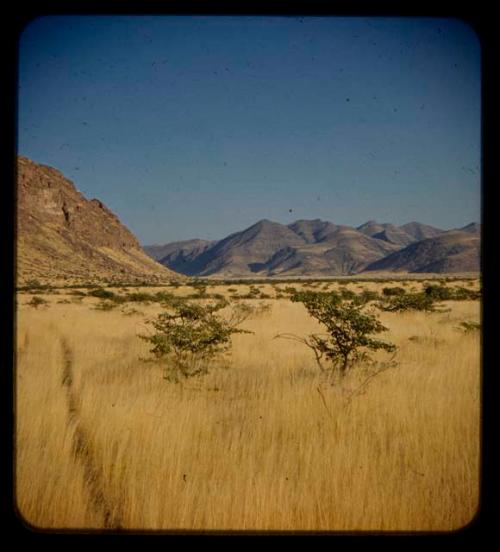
[15,290,480,531]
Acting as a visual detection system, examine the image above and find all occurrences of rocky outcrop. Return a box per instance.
[17,156,180,285]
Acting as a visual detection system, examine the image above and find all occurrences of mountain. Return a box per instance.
[363,230,480,274]
[144,239,216,275]
[371,224,415,247]
[358,220,444,246]
[17,156,179,285]
[147,219,401,277]
[144,239,215,262]
[400,221,445,241]
[181,219,308,276]
[287,219,340,243]
[148,218,480,278]
[263,225,400,276]
[356,220,390,237]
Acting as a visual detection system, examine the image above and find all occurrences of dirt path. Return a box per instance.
[60,337,122,529]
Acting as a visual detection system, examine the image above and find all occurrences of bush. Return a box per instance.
[140,299,252,382]
[379,292,437,312]
[424,285,480,302]
[457,321,481,333]
[354,290,380,305]
[382,287,406,297]
[152,291,173,302]
[450,286,481,301]
[94,300,117,311]
[424,285,454,301]
[339,288,357,300]
[277,291,396,376]
[27,296,48,309]
[88,288,117,300]
[126,292,155,303]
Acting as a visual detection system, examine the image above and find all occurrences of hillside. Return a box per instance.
[182,219,307,277]
[363,230,480,273]
[17,156,179,285]
[144,239,215,275]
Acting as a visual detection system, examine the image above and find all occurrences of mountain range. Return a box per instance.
[16,156,480,283]
[144,218,480,277]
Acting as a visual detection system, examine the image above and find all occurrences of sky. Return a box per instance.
[18,16,481,244]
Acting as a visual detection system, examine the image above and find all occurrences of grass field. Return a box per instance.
[15,279,481,531]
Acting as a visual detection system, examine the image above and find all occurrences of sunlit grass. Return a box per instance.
[15,282,480,531]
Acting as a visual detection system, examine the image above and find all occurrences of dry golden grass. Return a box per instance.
[15,282,480,531]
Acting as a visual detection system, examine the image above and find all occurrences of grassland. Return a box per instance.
[15,278,481,531]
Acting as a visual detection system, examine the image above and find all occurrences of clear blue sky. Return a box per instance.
[18,15,481,244]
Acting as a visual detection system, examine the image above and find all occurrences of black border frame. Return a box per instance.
[1,0,494,542]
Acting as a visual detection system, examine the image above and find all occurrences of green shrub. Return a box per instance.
[382,287,406,297]
[340,288,357,300]
[424,285,480,301]
[424,285,454,301]
[379,292,437,312]
[140,299,252,382]
[450,286,481,301]
[88,288,117,300]
[354,290,380,305]
[277,291,395,376]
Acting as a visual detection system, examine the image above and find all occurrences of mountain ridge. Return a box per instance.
[145,219,480,277]
[17,156,180,285]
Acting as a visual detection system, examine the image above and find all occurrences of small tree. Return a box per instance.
[276,291,396,377]
[140,298,251,382]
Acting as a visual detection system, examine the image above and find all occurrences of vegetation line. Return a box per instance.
[60,338,121,529]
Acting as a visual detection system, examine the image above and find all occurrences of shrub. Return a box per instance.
[379,292,437,312]
[25,278,42,289]
[457,321,481,333]
[424,285,454,301]
[27,296,48,309]
[88,288,117,300]
[423,285,480,302]
[126,292,155,303]
[140,299,252,382]
[339,288,357,300]
[450,286,481,301]
[151,291,175,303]
[94,300,117,311]
[382,286,406,297]
[277,291,396,376]
[354,290,380,305]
